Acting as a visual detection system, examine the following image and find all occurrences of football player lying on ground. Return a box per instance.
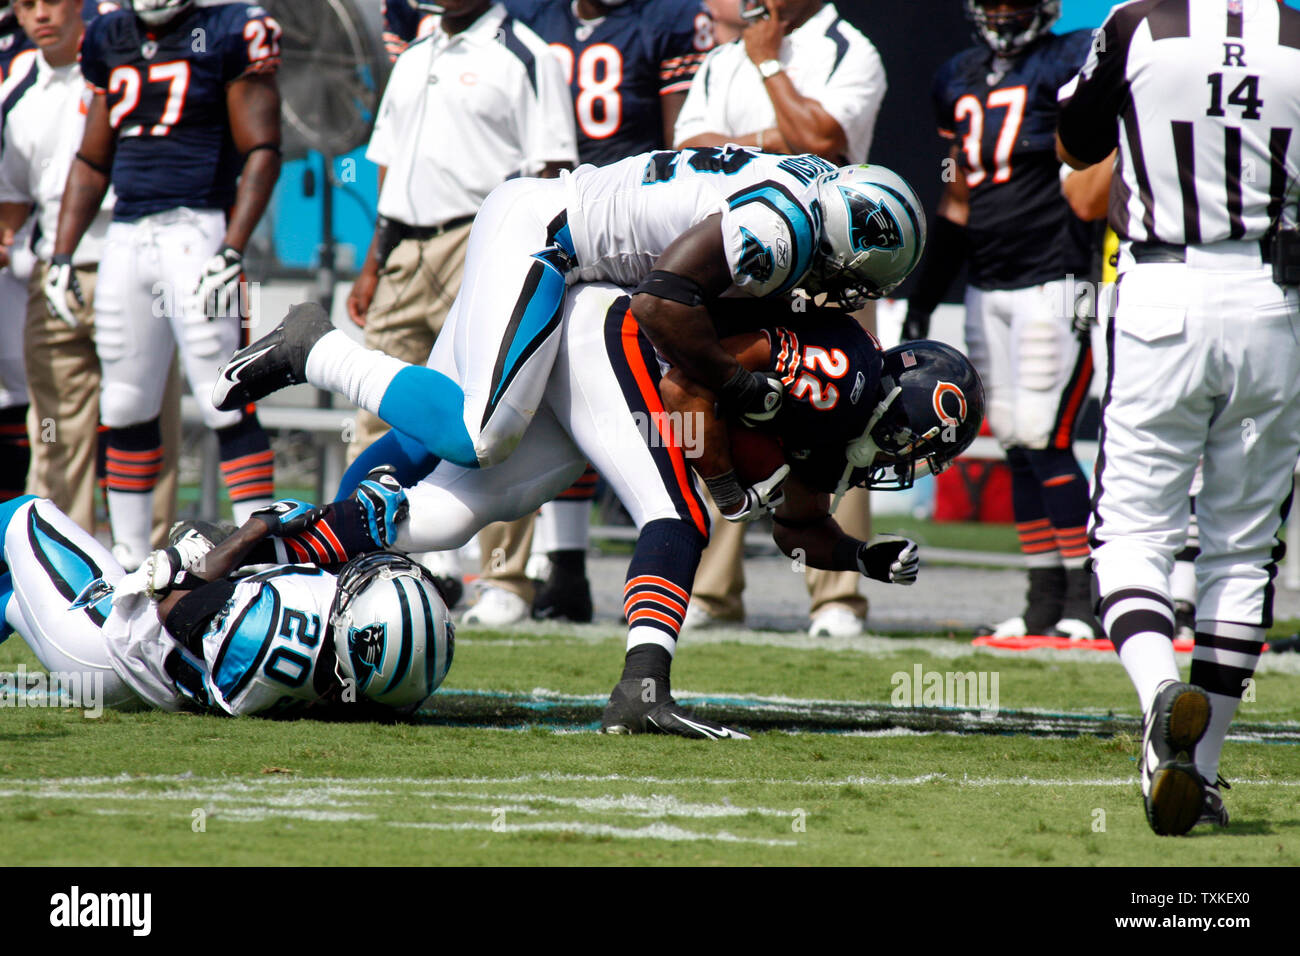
[214,283,984,738]
[0,473,452,718]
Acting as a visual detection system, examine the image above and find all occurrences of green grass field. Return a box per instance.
[3,621,1299,866]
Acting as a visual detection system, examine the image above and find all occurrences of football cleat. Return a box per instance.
[1196,776,1230,829]
[1140,680,1211,836]
[212,303,333,411]
[531,569,593,623]
[600,678,750,740]
[1050,566,1103,639]
[975,566,1064,637]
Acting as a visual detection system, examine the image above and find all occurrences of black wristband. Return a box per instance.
[716,365,761,414]
[51,253,73,267]
[704,470,745,514]
[907,216,968,317]
[831,537,863,573]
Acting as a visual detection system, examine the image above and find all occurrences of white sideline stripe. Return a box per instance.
[390,820,797,846]
[419,790,790,817]
[6,772,1299,789]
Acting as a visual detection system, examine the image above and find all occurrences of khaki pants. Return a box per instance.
[475,515,536,603]
[348,228,470,461]
[25,262,180,546]
[692,303,878,623]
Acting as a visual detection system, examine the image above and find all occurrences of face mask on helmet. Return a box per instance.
[830,340,984,508]
[803,165,927,311]
[964,0,1060,57]
[330,551,455,710]
[740,0,768,21]
[130,0,195,28]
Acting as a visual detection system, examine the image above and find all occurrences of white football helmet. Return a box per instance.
[330,551,455,710]
[803,165,926,309]
[129,0,195,27]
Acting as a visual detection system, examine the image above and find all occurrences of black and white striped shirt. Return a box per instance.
[1058,0,1300,245]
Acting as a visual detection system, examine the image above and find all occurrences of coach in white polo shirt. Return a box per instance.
[346,0,576,466]
[673,0,883,164]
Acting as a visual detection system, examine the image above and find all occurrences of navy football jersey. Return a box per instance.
[0,12,34,85]
[80,2,281,222]
[505,0,713,165]
[933,30,1097,289]
[381,0,434,60]
[762,314,884,492]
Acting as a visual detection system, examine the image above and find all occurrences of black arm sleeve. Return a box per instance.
[164,578,238,655]
[1057,9,1135,165]
[906,216,968,319]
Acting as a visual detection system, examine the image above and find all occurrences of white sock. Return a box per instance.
[1117,634,1181,714]
[1197,692,1240,782]
[106,490,154,565]
[626,624,676,656]
[231,497,273,525]
[304,330,407,415]
[539,500,590,552]
[1170,558,1197,606]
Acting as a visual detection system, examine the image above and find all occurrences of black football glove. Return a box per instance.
[857,536,920,585]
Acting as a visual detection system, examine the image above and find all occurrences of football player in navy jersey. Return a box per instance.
[903,0,1102,640]
[47,0,282,571]
[0,0,35,81]
[505,0,713,165]
[380,0,434,59]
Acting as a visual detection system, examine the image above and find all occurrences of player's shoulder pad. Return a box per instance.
[724,176,821,297]
[80,6,133,60]
[1047,27,1096,69]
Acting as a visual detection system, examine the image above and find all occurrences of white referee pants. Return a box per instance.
[95,208,244,430]
[399,283,710,551]
[964,280,1091,449]
[1092,248,1300,626]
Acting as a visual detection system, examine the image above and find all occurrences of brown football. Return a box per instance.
[729,427,787,486]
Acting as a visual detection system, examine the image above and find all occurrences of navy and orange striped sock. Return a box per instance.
[216,413,274,523]
[621,518,704,665]
[105,419,163,495]
[0,405,29,503]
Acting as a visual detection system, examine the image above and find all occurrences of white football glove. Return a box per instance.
[194,245,244,318]
[856,536,920,586]
[709,464,790,523]
[739,373,784,427]
[43,255,84,328]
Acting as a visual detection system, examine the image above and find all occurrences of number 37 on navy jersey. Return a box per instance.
[79,2,282,221]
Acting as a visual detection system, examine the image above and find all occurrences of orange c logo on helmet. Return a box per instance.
[932,382,967,425]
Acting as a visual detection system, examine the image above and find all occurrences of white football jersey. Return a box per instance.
[199,567,340,717]
[563,147,835,297]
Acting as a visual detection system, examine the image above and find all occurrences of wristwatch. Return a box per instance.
[757,58,783,80]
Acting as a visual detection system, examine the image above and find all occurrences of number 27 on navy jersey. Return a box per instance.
[80,2,282,221]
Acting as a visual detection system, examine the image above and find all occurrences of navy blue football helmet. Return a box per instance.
[965,0,1061,56]
[831,340,984,503]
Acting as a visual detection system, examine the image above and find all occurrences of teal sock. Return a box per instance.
[0,571,13,644]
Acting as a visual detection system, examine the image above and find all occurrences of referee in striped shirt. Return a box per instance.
[1056,0,1300,836]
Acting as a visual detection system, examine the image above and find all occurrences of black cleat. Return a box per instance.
[1050,567,1103,639]
[213,302,334,411]
[531,569,593,623]
[600,678,750,740]
[1195,776,1230,829]
[431,574,464,610]
[974,565,1065,637]
[1140,680,1211,836]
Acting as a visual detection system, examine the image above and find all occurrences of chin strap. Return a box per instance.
[831,382,901,514]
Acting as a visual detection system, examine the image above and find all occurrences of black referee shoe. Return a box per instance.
[1140,680,1211,836]
[600,679,750,740]
[213,303,334,411]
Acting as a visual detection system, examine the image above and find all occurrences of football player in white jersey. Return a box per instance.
[214,150,925,475]
[207,275,982,738]
[0,475,452,717]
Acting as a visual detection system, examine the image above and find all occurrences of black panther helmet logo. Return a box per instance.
[839,186,902,254]
[348,623,387,688]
